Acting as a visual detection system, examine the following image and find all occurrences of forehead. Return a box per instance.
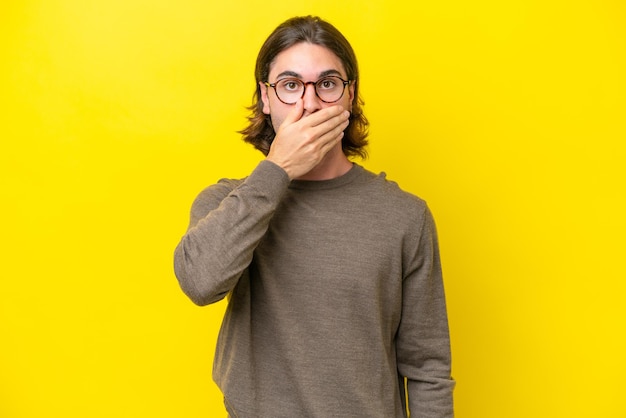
[268,42,347,79]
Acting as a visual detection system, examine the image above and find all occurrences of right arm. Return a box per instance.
[174,100,348,305]
[173,160,290,305]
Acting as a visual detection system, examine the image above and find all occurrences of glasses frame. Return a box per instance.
[264,76,351,105]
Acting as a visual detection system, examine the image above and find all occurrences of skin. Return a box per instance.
[260,42,355,181]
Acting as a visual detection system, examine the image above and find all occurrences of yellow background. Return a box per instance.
[1,1,624,417]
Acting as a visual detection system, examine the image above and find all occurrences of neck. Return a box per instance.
[296,145,353,181]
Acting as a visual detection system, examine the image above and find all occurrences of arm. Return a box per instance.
[397,205,455,417]
[173,160,290,306]
[174,99,349,305]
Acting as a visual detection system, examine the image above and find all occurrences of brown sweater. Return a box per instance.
[174,160,454,417]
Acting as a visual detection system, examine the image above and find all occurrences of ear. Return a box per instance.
[259,81,271,115]
[348,81,356,111]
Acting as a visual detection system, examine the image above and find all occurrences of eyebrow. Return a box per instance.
[274,69,344,80]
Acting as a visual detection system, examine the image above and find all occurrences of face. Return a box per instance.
[260,42,355,131]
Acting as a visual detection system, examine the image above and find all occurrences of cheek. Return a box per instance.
[268,113,284,132]
[340,95,353,113]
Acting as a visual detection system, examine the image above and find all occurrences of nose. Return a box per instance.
[302,81,322,114]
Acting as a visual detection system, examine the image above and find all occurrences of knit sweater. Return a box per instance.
[174,160,454,417]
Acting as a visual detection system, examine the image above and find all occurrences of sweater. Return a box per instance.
[174,160,455,417]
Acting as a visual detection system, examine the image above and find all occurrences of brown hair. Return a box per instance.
[239,16,369,159]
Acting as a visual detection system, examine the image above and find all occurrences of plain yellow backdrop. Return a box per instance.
[1,1,624,417]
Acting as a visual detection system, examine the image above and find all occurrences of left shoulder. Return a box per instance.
[355,165,428,212]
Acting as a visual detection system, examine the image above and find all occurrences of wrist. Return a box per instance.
[264,157,294,180]
[265,156,295,180]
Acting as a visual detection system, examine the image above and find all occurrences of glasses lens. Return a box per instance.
[275,79,304,104]
[315,76,345,103]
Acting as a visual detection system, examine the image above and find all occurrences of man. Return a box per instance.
[174,15,454,417]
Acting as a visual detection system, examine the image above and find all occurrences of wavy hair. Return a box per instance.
[239,16,369,159]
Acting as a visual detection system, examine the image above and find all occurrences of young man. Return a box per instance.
[174,16,454,418]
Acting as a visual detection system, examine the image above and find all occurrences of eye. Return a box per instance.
[279,79,302,92]
[318,78,338,90]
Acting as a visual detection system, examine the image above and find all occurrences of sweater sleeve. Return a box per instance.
[173,160,290,306]
[396,204,455,417]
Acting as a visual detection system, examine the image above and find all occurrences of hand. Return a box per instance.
[266,99,351,180]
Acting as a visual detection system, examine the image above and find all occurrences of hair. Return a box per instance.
[239,16,369,159]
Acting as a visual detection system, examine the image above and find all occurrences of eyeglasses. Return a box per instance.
[265,76,351,105]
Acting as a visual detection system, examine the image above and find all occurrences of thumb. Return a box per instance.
[281,98,304,126]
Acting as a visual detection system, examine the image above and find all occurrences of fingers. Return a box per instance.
[304,105,347,128]
[282,98,305,126]
[276,104,348,147]
[309,109,350,142]
[316,112,350,150]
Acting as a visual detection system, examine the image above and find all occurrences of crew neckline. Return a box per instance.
[289,163,364,190]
